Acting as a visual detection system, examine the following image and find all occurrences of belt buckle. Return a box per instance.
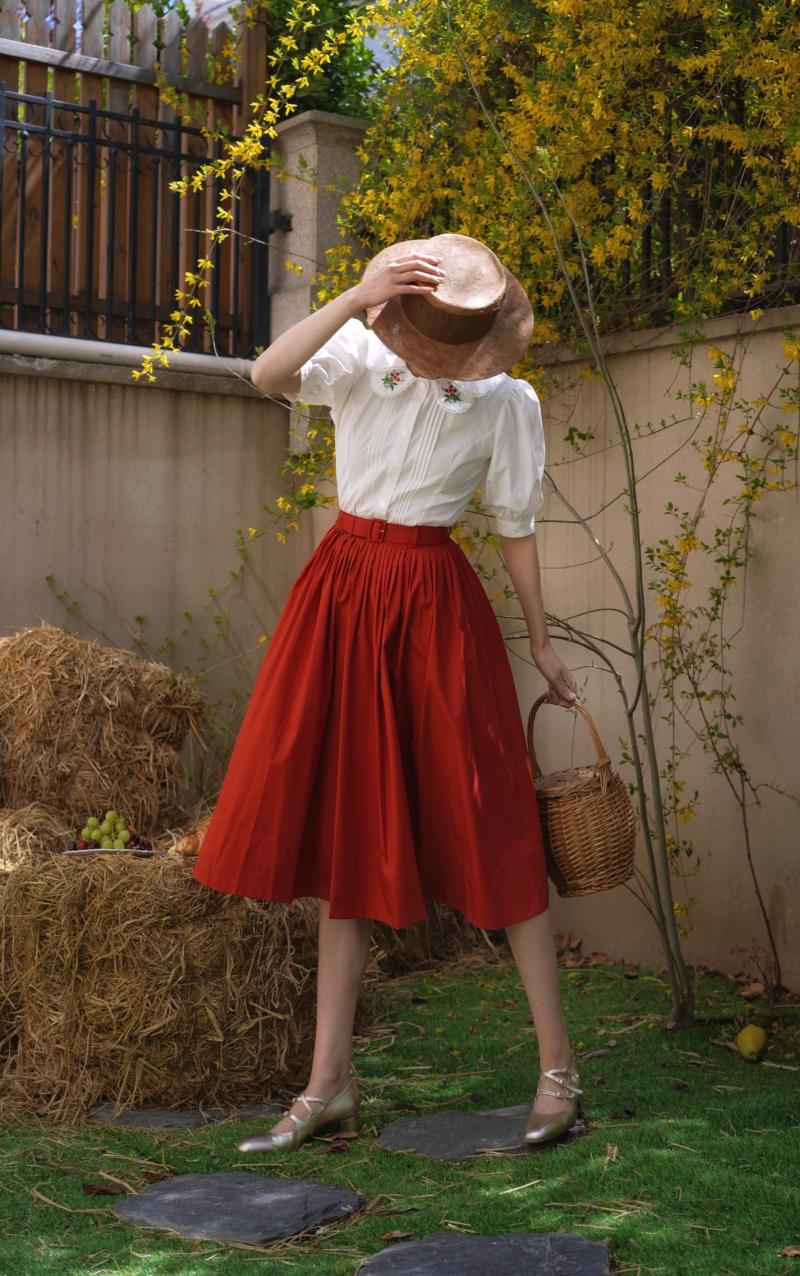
[369,518,386,541]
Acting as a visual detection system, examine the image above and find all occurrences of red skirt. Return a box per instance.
[191,509,550,929]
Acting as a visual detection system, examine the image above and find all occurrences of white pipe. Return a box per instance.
[0,330,254,381]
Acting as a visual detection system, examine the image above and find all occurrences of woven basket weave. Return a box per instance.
[526,695,636,897]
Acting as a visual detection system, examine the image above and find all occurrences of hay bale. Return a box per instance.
[0,868,16,1072]
[373,905,498,978]
[0,802,74,871]
[0,623,206,831]
[0,845,496,1121]
[0,855,332,1121]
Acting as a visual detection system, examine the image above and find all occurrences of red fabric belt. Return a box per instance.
[336,509,452,545]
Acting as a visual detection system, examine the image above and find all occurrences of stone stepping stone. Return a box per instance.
[112,1171,363,1246]
[377,1104,587,1161]
[359,1231,609,1274]
[89,1102,282,1129]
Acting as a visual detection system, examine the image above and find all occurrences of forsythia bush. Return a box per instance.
[317,0,800,353]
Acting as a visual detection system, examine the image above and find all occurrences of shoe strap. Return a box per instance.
[538,1065,583,1097]
[291,1081,354,1118]
[295,1091,329,1115]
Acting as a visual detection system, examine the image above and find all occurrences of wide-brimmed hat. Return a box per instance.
[361,232,534,380]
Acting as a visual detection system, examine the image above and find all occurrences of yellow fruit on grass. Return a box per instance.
[735,1024,767,1062]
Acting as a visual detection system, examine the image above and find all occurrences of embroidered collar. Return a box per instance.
[365,341,501,413]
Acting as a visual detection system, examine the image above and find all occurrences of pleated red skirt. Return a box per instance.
[191,509,550,929]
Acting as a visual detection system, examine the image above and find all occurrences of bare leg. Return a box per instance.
[505,907,576,1116]
[268,900,372,1135]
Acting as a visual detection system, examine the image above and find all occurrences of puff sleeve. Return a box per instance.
[290,316,369,412]
[483,379,546,536]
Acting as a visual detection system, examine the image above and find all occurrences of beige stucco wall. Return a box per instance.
[0,358,310,796]
[503,304,800,988]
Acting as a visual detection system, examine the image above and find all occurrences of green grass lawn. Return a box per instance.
[0,954,797,1275]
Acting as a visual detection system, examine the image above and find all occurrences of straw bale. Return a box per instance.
[0,839,494,1121]
[0,802,74,871]
[0,623,206,830]
[0,854,329,1121]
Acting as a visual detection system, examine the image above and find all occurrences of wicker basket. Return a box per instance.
[526,695,637,897]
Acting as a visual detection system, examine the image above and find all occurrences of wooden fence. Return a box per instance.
[0,1,275,355]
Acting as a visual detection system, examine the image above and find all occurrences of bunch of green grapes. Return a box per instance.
[69,810,151,851]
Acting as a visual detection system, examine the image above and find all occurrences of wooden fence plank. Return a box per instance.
[0,76,20,330]
[160,8,182,81]
[53,0,77,53]
[210,21,233,352]
[132,2,157,71]
[106,0,131,102]
[157,9,182,348]
[185,17,208,83]
[75,70,103,336]
[235,6,265,133]
[24,0,50,92]
[0,7,20,40]
[81,0,105,63]
[0,54,21,98]
[48,82,78,333]
[50,3,79,333]
[18,1,50,331]
[105,0,131,339]
[132,78,158,345]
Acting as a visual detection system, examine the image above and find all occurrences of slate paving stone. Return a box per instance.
[376,1104,587,1161]
[89,1102,282,1129]
[112,1171,363,1246]
[359,1231,609,1275]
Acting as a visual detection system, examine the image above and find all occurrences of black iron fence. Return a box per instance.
[0,83,283,357]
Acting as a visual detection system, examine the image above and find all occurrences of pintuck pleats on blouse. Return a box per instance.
[292,316,546,537]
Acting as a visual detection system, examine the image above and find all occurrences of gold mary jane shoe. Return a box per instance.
[236,1079,359,1153]
[524,1053,584,1146]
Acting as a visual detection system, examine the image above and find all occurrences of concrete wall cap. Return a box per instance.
[275,109,371,138]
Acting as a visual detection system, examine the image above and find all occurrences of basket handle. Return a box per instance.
[526,694,612,784]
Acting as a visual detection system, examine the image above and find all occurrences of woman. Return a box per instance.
[192,233,584,1152]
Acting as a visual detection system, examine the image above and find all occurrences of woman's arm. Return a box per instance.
[499,532,578,707]
[251,255,446,398]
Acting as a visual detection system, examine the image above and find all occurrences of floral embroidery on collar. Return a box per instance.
[365,334,503,411]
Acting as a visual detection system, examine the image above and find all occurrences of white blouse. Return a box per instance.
[291,316,546,537]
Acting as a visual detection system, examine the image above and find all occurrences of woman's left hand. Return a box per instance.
[531,641,578,707]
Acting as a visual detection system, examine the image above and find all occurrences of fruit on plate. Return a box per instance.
[67,812,153,852]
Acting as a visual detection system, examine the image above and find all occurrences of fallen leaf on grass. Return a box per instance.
[82,1182,126,1196]
[379,1231,414,1242]
[739,981,766,1000]
[778,1244,800,1257]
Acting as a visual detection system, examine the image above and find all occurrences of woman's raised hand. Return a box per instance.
[352,254,446,312]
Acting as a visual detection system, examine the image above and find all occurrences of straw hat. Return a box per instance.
[361,232,534,380]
